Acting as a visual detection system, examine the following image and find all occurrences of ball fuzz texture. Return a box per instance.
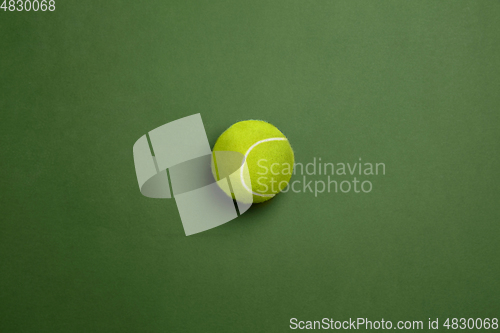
[212,120,294,204]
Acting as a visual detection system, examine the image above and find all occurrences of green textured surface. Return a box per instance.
[1,1,499,332]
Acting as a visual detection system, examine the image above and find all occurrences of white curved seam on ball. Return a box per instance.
[240,137,287,197]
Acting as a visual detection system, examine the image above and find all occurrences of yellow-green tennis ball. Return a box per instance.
[212,120,294,204]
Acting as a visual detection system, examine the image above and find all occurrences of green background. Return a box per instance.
[1,1,499,332]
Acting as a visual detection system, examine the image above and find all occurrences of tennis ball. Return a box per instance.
[212,120,294,204]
